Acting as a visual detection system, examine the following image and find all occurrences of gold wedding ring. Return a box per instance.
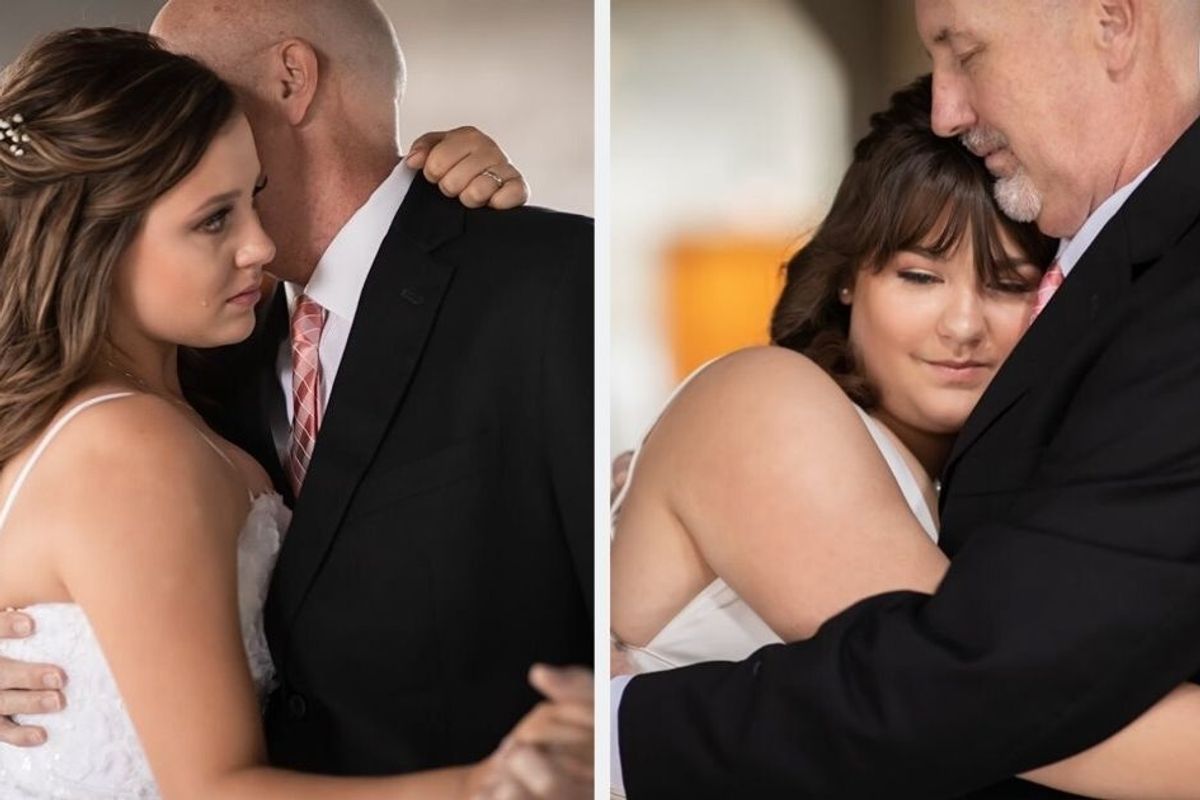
[481,168,506,187]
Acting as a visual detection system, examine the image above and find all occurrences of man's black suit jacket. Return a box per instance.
[186,175,593,775]
[619,117,1200,799]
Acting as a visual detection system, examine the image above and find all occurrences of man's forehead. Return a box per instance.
[915,0,983,45]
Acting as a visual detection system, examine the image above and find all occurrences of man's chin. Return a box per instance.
[1031,203,1090,239]
[994,175,1043,223]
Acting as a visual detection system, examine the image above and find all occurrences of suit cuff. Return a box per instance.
[610,675,634,796]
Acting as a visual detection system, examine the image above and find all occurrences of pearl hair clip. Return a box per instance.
[0,113,31,157]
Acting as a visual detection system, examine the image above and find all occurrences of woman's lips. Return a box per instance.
[226,288,262,307]
[924,359,991,383]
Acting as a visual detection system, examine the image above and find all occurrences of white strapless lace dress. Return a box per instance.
[0,394,291,799]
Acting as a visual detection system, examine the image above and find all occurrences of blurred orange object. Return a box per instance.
[666,234,800,380]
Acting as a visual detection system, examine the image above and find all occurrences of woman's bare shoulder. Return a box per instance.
[42,389,206,463]
[655,346,864,449]
[24,389,243,531]
[629,346,880,512]
[691,346,849,403]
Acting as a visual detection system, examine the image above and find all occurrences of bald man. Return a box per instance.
[613,1,1200,797]
[0,0,593,794]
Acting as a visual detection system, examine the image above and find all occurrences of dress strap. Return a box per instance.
[851,405,939,542]
[192,427,236,472]
[0,392,136,535]
[189,426,254,503]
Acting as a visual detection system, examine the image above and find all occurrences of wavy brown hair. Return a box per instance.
[770,74,1058,408]
[0,28,237,466]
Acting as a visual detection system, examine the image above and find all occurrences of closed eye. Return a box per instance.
[897,270,941,286]
[989,264,1041,294]
[988,279,1036,294]
[957,46,984,70]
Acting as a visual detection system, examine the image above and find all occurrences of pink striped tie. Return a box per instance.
[288,294,326,496]
[1029,260,1064,325]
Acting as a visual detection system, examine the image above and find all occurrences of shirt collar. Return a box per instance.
[1055,159,1159,277]
[285,162,416,319]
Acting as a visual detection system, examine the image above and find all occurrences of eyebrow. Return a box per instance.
[195,189,240,212]
[908,243,1038,263]
[192,173,267,214]
[923,27,961,59]
[933,26,976,45]
[908,245,950,261]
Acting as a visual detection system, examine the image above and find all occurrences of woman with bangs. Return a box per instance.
[611,75,1200,798]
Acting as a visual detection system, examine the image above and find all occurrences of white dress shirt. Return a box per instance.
[1054,160,1157,276]
[609,156,1163,797]
[271,162,416,467]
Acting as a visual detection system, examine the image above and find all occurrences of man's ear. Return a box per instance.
[266,38,320,126]
[1093,0,1138,75]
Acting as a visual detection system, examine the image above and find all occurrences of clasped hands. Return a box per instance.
[466,665,594,800]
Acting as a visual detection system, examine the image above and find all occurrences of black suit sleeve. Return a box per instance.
[619,256,1200,797]
[539,220,594,617]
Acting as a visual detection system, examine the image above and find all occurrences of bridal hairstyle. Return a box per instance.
[770,74,1057,408]
[0,28,237,465]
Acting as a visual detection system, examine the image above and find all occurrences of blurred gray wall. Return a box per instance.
[0,1,161,51]
[0,0,593,215]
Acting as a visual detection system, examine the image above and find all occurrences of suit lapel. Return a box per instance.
[943,113,1200,486]
[268,177,465,633]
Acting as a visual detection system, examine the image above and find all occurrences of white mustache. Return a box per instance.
[961,126,1008,157]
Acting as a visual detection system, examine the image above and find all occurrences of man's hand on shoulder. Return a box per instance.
[0,609,67,747]
[406,126,530,210]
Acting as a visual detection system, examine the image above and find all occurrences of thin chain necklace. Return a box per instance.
[100,355,249,492]
[102,356,196,417]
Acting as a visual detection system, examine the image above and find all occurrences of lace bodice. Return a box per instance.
[0,394,291,799]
